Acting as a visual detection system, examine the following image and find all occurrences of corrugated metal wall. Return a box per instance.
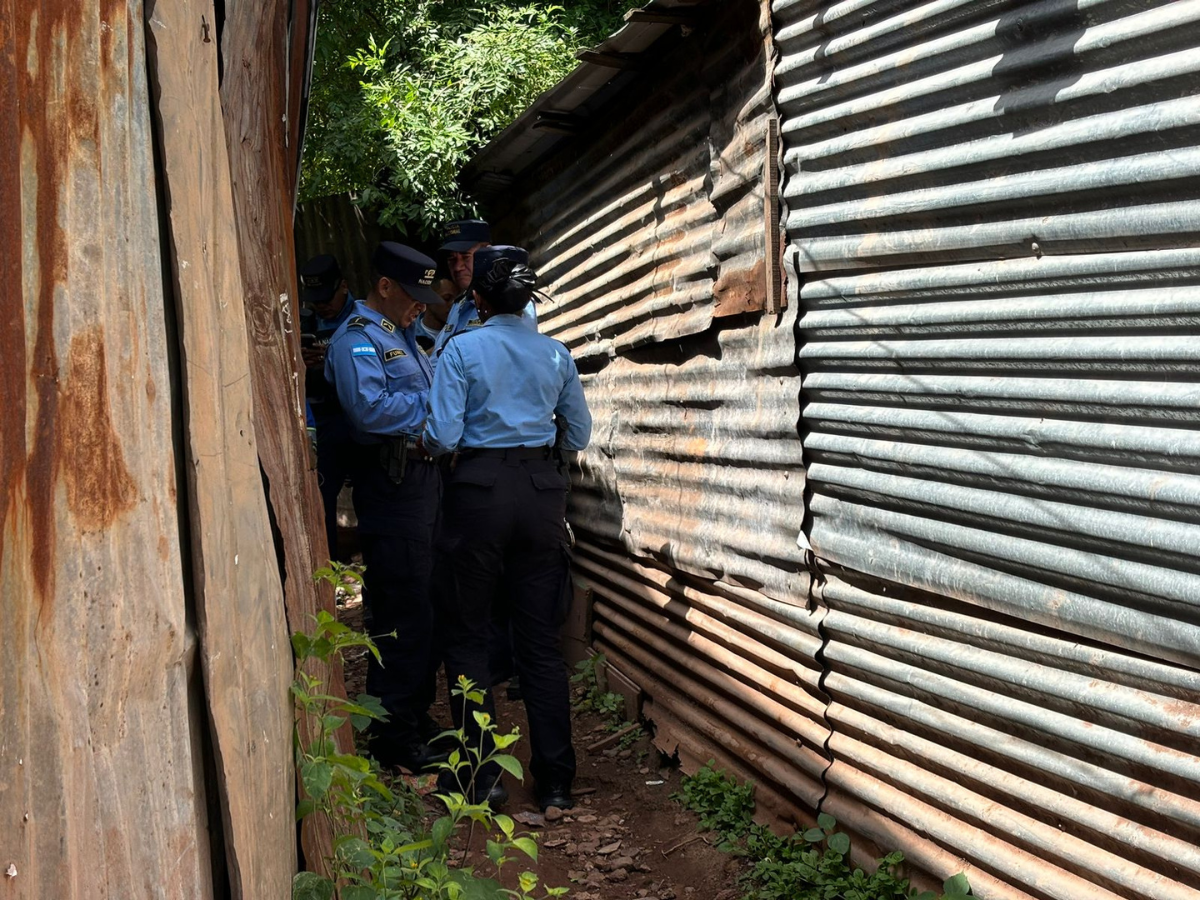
[775,0,1200,895]
[481,0,818,822]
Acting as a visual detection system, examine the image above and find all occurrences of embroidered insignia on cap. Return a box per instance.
[419,268,436,286]
[384,348,407,361]
[351,345,377,356]
[302,275,322,288]
[445,225,461,236]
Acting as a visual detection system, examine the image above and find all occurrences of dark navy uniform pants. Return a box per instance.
[350,446,441,756]
[436,450,575,788]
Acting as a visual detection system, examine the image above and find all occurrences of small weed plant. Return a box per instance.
[291,562,566,900]
[571,652,644,744]
[673,762,972,900]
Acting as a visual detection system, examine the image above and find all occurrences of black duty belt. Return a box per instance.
[459,446,554,461]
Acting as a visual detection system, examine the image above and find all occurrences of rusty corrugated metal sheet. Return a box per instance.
[777,0,1200,894]
[475,0,778,361]
[0,2,214,896]
[574,310,805,602]
[575,542,827,815]
[468,0,824,849]
[476,0,806,602]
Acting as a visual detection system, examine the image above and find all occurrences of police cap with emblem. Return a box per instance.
[300,254,343,306]
[439,219,491,253]
[372,241,441,306]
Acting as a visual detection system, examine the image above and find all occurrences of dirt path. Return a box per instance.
[337,591,743,900]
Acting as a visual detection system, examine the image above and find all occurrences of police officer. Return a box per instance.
[325,242,445,772]
[414,275,457,354]
[300,254,359,560]
[422,249,592,810]
[431,221,538,363]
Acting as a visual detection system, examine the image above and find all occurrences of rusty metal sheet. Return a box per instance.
[775,0,1200,894]
[477,0,775,361]
[146,1,295,896]
[573,309,806,603]
[220,0,350,878]
[0,1,213,897]
[575,542,828,809]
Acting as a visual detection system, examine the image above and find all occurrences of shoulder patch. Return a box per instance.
[380,318,396,334]
[351,344,377,357]
[384,348,407,361]
[467,318,483,328]
[346,316,370,328]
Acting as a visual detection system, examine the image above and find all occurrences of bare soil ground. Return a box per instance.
[337,589,744,900]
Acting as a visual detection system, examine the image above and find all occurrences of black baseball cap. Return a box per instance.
[372,242,440,305]
[300,254,342,306]
[439,219,491,253]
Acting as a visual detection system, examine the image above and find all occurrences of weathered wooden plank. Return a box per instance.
[0,1,212,897]
[219,0,349,877]
[144,2,296,897]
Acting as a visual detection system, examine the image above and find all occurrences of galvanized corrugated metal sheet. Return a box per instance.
[776,0,1200,894]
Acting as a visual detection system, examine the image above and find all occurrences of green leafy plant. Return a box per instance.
[301,0,635,237]
[292,562,566,899]
[571,652,626,723]
[673,762,972,900]
[670,761,756,846]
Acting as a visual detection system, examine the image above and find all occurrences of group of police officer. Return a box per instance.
[299,220,590,811]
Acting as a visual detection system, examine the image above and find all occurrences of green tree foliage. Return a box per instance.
[302,1,631,236]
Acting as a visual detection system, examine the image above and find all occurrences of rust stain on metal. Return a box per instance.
[59,328,138,531]
[713,258,766,316]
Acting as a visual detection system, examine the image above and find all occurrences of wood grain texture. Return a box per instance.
[145,1,296,897]
[0,1,213,897]
[219,0,349,877]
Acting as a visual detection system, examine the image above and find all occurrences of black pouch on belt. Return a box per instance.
[380,438,409,486]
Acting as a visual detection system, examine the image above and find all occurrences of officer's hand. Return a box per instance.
[301,347,326,368]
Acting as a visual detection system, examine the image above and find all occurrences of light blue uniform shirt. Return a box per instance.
[423,315,591,455]
[324,303,433,443]
[430,295,538,365]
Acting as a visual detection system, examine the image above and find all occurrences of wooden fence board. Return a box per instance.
[220,0,349,876]
[0,1,212,897]
[145,2,296,897]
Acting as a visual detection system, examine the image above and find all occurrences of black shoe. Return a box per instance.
[417,712,451,747]
[376,741,450,774]
[536,783,573,811]
[506,676,523,702]
[436,772,508,808]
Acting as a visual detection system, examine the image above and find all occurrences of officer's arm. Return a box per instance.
[554,355,592,451]
[330,337,429,436]
[422,343,469,455]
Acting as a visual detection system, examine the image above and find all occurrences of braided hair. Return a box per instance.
[476,257,539,315]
